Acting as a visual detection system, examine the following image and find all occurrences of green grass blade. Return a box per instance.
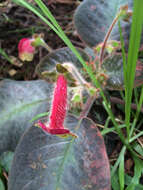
[12,0,61,37]
[111,171,120,190]
[0,178,5,190]
[104,116,111,128]
[136,86,143,117]
[111,146,126,177]
[132,142,143,157]
[125,174,143,190]
[130,86,143,135]
[118,152,125,190]
[0,48,13,65]
[130,131,143,142]
[101,124,126,136]
[34,0,64,32]
[125,157,143,190]
[125,0,143,140]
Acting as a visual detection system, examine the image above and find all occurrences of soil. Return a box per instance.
[0,0,85,80]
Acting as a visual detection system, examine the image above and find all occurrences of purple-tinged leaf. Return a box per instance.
[74,0,132,47]
[8,115,110,190]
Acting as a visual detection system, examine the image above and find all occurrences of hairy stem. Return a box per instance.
[79,94,96,119]
[41,43,53,52]
[99,13,121,68]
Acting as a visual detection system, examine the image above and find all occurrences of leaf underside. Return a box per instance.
[8,115,110,190]
[36,47,90,80]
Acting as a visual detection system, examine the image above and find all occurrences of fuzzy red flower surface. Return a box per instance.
[37,75,76,137]
[18,38,35,61]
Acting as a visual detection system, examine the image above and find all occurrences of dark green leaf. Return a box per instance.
[0,79,52,155]
[0,151,14,173]
[74,0,132,47]
[0,178,5,190]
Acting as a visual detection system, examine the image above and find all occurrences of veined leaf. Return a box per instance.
[74,0,132,48]
[8,115,110,190]
[0,79,52,155]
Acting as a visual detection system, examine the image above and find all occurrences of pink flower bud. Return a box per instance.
[18,38,35,61]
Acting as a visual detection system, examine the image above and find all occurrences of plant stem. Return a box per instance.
[62,62,90,89]
[125,0,143,141]
[110,96,143,113]
[79,94,96,119]
[41,43,53,52]
[99,11,122,68]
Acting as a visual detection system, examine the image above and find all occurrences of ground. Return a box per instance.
[0,0,84,80]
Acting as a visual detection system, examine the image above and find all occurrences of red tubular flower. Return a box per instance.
[37,75,76,137]
[49,74,67,131]
[18,38,35,61]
